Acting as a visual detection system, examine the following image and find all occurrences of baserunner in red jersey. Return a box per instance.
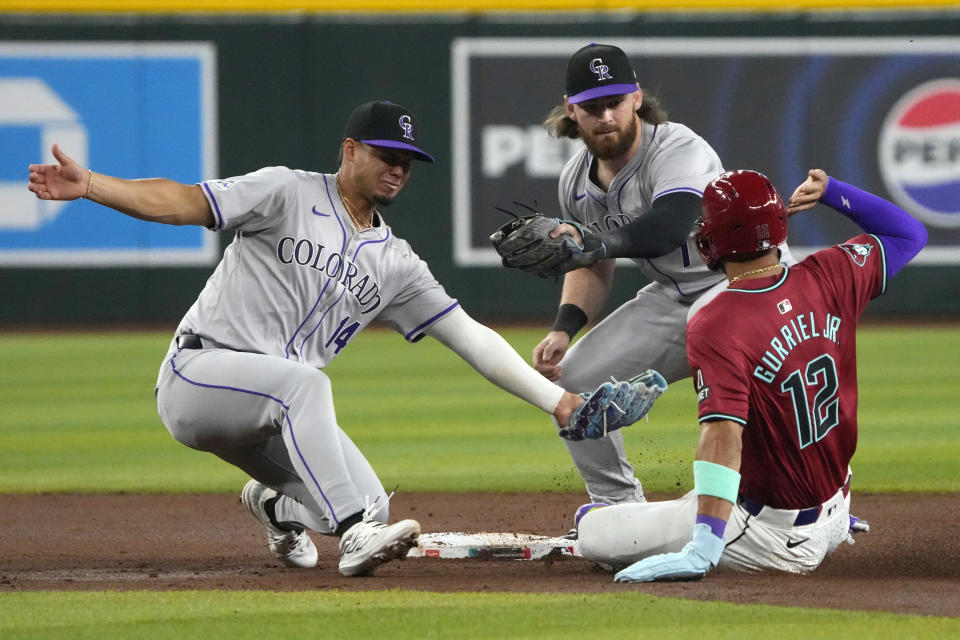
[572,168,927,581]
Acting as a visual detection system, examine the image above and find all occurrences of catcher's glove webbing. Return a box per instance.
[558,370,668,441]
[489,203,606,278]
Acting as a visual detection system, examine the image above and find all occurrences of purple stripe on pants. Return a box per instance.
[169,352,340,525]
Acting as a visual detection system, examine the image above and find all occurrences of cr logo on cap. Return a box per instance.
[589,58,612,82]
[398,114,414,140]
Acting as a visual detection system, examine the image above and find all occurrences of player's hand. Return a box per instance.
[613,523,724,583]
[552,391,584,428]
[533,331,570,381]
[786,168,829,215]
[550,222,583,246]
[28,143,89,201]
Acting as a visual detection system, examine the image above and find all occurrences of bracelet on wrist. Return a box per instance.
[552,303,588,340]
[84,170,94,199]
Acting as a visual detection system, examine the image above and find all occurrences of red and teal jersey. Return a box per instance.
[686,234,887,508]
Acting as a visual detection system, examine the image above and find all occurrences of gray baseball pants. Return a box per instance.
[557,282,697,505]
[156,344,388,533]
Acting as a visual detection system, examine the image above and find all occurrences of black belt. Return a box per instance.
[740,477,851,527]
[739,496,821,526]
[176,334,204,350]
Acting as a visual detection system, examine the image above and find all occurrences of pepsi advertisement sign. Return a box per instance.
[879,79,960,229]
[453,38,960,266]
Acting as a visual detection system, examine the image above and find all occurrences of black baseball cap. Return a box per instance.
[343,100,435,163]
[565,43,639,105]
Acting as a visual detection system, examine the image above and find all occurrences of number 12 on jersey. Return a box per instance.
[780,353,840,449]
[325,316,360,354]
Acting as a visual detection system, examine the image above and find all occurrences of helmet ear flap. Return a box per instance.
[694,219,718,271]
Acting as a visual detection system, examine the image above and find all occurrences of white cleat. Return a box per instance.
[241,479,318,569]
[338,518,421,577]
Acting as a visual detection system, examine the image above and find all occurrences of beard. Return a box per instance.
[579,116,638,160]
[372,194,395,207]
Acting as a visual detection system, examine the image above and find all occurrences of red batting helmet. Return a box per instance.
[695,170,788,271]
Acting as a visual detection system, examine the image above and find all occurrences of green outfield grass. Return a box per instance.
[1,326,957,638]
[0,590,956,640]
[0,326,956,494]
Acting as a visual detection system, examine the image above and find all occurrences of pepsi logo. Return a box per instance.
[878,79,960,227]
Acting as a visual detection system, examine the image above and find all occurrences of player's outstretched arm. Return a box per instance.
[427,307,667,438]
[28,143,214,227]
[490,193,694,278]
[818,174,927,277]
[522,192,700,274]
[615,419,741,583]
[425,307,575,422]
[596,191,702,259]
[787,168,927,277]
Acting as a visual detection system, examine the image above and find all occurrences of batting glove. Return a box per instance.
[613,523,725,583]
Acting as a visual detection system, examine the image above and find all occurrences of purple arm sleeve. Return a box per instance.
[820,177,928,277]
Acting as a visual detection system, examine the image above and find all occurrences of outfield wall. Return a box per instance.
[2,9,959,324]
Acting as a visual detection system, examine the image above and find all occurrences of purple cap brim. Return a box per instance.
[363,139,435,163]
[568,83,640,105]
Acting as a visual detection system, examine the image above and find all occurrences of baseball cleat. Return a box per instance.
[241,479,318,569]
[338,518,421,577]
[849,515,870,534]
[564,503,610,540]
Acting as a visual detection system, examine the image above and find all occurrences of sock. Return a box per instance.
[335,512,364,538]
[264,496,302,533]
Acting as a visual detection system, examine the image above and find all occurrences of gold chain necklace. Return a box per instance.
[728,264,783,286]
[336,174,373,230]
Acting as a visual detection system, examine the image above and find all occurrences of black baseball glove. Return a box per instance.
[489,204,607,278]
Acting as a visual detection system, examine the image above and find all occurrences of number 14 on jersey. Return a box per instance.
[325,316,360,354]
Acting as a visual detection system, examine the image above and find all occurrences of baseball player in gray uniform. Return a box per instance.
[531,44,793,506]
[28,100,596,577]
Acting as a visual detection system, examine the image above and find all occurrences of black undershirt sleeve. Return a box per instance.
[596,191,702,259]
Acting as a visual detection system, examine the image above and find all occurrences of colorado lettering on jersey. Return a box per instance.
[585,213,632,233]
[276,236,381,314]
[753,312,843,383]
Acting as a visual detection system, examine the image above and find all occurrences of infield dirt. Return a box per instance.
[0,492,957,617]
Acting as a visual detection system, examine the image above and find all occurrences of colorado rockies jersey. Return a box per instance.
[174,166,457,369]
[557,121,725,298]
[686,234,887,508]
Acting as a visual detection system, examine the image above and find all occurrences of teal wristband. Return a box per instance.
[693,460,741,504]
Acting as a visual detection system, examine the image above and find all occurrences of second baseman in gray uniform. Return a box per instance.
[533,43,793,506]
[28,100,590,577]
